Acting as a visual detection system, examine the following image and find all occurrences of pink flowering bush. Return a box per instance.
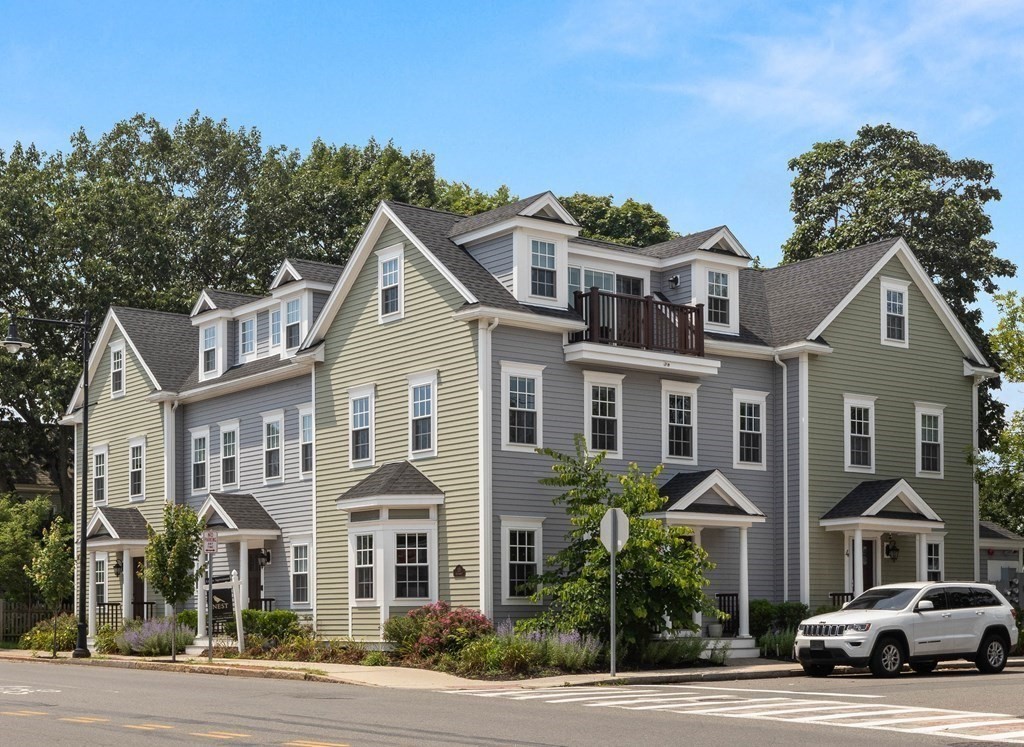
[384,601,493,659]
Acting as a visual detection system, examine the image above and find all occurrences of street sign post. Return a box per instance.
[599,507,629,677]
[202,529,218,663]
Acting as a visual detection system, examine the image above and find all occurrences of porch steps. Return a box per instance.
[703,636,760,660]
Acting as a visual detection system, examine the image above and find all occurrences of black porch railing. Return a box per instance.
[715,592,740,637]
[829,592,855,608]
[95,601,157,630]
[571,288,705,356]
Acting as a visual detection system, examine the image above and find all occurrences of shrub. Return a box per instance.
[94,625,119,654]
[758,627,797,660]
[638,636,707,668]
[776,602,810,630]
[225,609,301,641]
[812,604,839,616]
[384,602,492,660]
[749,599,777,640]
[177,609,198,631]
[236,630,367,664]
[542,630,603,672]
[19,613,78,652]
[116,617,196,656]
[361,650,390,666]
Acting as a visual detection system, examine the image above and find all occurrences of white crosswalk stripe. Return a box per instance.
[443,684,1024,743]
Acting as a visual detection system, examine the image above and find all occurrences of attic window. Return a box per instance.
[707,271,730,325]
[880,277,909,348]
[202,326,217,374]
[110,344,125,397]
[285,299,302,349]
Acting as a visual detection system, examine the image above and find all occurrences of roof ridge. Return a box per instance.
[386,200,467,219]
[111,305,191,320]
[644,225,726,250]
[286,257,345,268]
[761,237,900,275]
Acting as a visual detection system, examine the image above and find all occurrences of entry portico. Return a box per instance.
[85,506,152,636]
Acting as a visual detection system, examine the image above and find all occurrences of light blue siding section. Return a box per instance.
[656,266,693,305]
[467,234,514,293]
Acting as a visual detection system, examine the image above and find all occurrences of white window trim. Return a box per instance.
[528,237,558,301]
[583,371,625,460]
[238,315,257,362]
[349,529,381,607]
[218,419,240,490]
[389,523,439,605]
[694,260,739,336]
[843,394,877,474]
[500,361,545,452]
[298,404,314,479]
[199,322,222,381]
[109,341,126,399]
[880,277,910,348]
[377,243,405,323]
[500,515,544,606]
[261,409,285,484]
[128,436,146,502]
[290,539,312,608]
[345,509,439,607]
[512,228,569,309]
[926,534,945,581]
[733,388,768,471]
[269,308,282,350]
[408,370,438,459]
[348,384,376,468]
[661,380,699,465]
[92,444,109,506]
[915,402,946,479]
[189,427,210,495]
[282,295,305,352]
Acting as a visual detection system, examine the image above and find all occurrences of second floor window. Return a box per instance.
[917,404,944,477]
[351,394,372,463]
[192,435,207,491]
[531,240,556,298]
[264,418,282,480]
[240,317,255,356]
[285,299,301,349]
[221,428,237,487]
[707,270,730,325]
[93,449,106,503]
[733,389,767,469]
[508,375,537,446]
[667,394,693,459]
[202,326,217,373]
[110,347,124,396]
[844,395,876,472]
[411,382,434,454]
[301,411,314,474]
[129,442,144,499]
[589,385,618,454]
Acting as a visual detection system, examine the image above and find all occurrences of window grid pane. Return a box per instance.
[265,422,281,479]
[921,413,941,472]
[286,299,301,348]
[271,310,281,347]
[738,402,761,464]
[849,406,872,467]
[292,545,309,603]
[130,445,143,496]
[886,290,906,340]
[351,396,371,461]
[112,349,124,392]
[927,543,941,581]
[668,394,693,458]
[590,385,617,452]
[93,452,105,501]
[412,384,433,452]
[301,413,314,473]
[395,533,429,599]
[241,318,255,354]
[507,529,537,598]
[192,437,206,490]
[202,327,217,372]
[508,376,537,445]
[221,430,237,486]
[355,535,374,600]
[531,240,556,297]
[381,258,400,315]
[708,271,730,324]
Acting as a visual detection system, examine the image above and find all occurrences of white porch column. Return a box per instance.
[916,534,927,582]
[239,540,250,611]
[692,528,703,631]
[196,561,206,641]
[738,526,750,638]
[87,551,97,637]
[121,550,133,623]
[853,528,864,597]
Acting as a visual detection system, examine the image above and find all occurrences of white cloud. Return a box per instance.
[558,0,708,57]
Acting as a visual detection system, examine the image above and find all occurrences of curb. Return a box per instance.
[0,654,332,683]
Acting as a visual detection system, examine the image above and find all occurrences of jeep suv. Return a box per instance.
[794,582,1018,677]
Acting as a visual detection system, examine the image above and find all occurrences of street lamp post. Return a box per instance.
[4,310,92,658]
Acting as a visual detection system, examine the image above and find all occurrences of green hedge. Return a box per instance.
[749,599,809,640]
[225,609,301,641]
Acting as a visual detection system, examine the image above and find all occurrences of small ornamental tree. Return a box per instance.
[25,516,74,657]
[142,504,203,662]
[527,435,718,655]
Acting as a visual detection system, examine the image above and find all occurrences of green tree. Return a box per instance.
[0,495,52,603]
[782,124,1015,449]
[559,193,678,247]
[527,436,717,656]
[977,412,1024,535]
[435,181,516,215]
[142,504,203,661]
[25,516,73,657]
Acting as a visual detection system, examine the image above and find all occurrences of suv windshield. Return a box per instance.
[845,587,918,610]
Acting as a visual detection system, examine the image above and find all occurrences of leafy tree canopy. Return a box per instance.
[25,516,73,657]
[142,503,203,661]
[978,411,1024,536]
[559,192,679,247]
[782,124,1015,449]
[0,495,52,603]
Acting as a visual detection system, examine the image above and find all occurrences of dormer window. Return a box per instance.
[270,309,281,348]
[202,326,217,374]
[240,317,256,357]
[707,271,730,325]
[530,240,556,298]
[285,298,301,349]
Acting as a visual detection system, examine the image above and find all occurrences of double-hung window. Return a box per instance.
[354,535,374,600]
[300,406,314,476]
[349,385,375,466]
[129,438,145,500]
[880,277,909,347]
[291,544,309,605]
[201,326,218,375]
[926,540,943,582]
[378,244,403,321]
[408,371,437,458]
[92,446,108,504]
[270,309,281,348]
[916,402,945,478]
[239,317,255,358]
[110,344,125,397]
[584,372,624,459]
[530,239,556,298]
[662,381,699,464]
[263,411,283,481]
[94,557,106,605]
[707,270,730,325]
[843,394,876,473]
[285,299,302,349]
[733,389,768,470]
[501,516,544,604]
[219,420,239,488]
[191,430,209,492]
[501,363,544,451]
[395,532,430,600]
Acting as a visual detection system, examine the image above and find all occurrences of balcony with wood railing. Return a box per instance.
[570,288,705,356]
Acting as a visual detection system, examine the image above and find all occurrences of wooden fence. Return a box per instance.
[0,600,72,641]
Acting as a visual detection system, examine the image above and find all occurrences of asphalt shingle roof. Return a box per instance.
[111,307,197,391]
[980,520,1024,542]
[659,469,763,516]
[177,355,296,394]
[285,258,345,286]
[207,493,280,531]
[638,226,728,259]
[202,289,262,310]
[93,506,150,540]
[340,461,443,502]
[445,192,554,237]
[820,478,943,522]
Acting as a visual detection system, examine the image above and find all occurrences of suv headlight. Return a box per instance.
[845,623,871,633]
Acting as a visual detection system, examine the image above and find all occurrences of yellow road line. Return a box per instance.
[1,711,45,716]
[60,717,111,724]
[206,732,251,738]
[190,733,238,740]
[124,723,175,730]
[284,741,351,747]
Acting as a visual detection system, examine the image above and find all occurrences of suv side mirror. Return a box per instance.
[916,600,935,611]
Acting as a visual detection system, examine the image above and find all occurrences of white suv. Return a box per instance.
[795,582,1018,677]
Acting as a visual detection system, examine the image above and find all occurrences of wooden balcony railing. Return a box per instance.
[571,288,704,356]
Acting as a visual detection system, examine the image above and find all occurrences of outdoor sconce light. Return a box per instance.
[112,559,124,578]
[256,549,272,568]
[669,275,681,288]
[885,541,900,563]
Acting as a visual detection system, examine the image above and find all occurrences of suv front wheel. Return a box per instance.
[870,636,905,677]
[976,633,1008,674]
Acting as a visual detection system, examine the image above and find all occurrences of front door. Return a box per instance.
[132,558,146,619]
[247,550,263,610]
[862,540,875,590]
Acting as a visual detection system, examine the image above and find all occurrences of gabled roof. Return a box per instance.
[177,353,296,394]
[191,288,262,316]
[980,520,1024,542]
[445,192,578,238]
[640,225,750,259]
[286,258,345,286]
[660,469,765,517]
[87,506,150,541]
[340,461,443,502]
[200,493,280,532]
[821,478,942,523]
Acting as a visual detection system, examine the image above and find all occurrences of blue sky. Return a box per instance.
[4,0,1024,403]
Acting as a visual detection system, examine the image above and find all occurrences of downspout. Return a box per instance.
[479,317,499,618]
[774,355,788,601]
[798,352,810,606]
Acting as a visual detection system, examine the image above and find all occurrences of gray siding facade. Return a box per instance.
[467,234,514,293]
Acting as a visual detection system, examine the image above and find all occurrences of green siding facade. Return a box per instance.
[314,221,480,638]
[807,256,975,606]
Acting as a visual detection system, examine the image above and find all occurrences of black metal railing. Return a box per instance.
[96,602,122,630]
[570,288,704,356]
[715,592,740,637]
[829,592,855,608]
[132,601,156,621]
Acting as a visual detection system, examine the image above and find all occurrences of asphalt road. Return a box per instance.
[3,659,1024,746]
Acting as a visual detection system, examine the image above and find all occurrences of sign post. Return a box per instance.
[599,507,629,678]
[202,529,218,663]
